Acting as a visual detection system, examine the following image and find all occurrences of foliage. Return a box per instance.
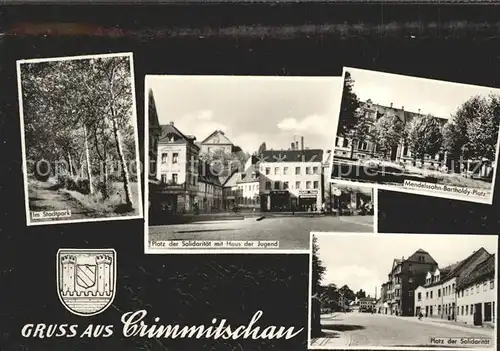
[21,56,137,209]
[407,115,443,163]
[311,235,326,296]
[356,289,366,299]
[374,113,405,157]
[338,71,361,136]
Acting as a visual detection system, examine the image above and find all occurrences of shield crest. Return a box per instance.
[57,248,117,316]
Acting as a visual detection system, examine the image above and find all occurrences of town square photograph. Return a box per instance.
[309,232,497,349]
[330,67,500,204]
[17,53,143,225]
[145,75,375,252]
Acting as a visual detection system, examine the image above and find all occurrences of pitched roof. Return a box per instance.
[158,123,198,148]
[200,130,234,145]
[423,248,490,288]
[259,149,323,163]
[457,254,495,289]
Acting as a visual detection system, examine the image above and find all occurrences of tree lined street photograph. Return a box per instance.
[309,233,497,348]
[18,53,142,225]
[330,67,500,204]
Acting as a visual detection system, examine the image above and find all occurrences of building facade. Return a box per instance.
[456,254,495,327]
[258,145,323,212]
[413,248,493,325]
[199,130,235,155]
[359,297,377,312]
[334,99,447,167]
[197,162,223,212]
[382,249,438,317]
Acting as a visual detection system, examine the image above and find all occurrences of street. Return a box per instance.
[148,215,374,250]
[312,312,494,348]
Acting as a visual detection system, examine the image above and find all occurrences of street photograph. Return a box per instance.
[330,67,500,204]
[309,232,497,349]
[145,75,375,253]
[17,53,143,225]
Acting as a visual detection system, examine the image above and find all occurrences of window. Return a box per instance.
[274,167,280,175]
[306,181,311,189]
[491,279,494,289]
[313,166,319,174]
[438,289,441,298]
[265,167,271,175]
[484,281,487,291]
[284,167,288,175]
[274,182,280,190]
[426,292,429,299]
[470,304,474,314]
[161,153,168,164]
[306,167,311,175]
[283,181,289,190]
[295,181,301,189]
[466,305,469,315]
[476,284,480,293]
[409,291,413,297]
[452,283,455,294]
[466,288,469,296]
[430,291,433,299]
[265,181,271,190]
[172,173,178,184]
[461,306,464,315]
[161,173,167,183]
[438,305,441,315]
[295,167,301,175]
[342,138,349,147]
[172,153,178,164]
[417,292,421,301]
[313,181,319,189]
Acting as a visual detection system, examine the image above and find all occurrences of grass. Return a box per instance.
[61,181,140,217]
[404,165,492,189]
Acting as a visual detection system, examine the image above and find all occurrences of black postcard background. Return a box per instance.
[0,3,500,351]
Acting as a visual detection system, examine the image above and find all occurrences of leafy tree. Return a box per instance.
[407,115,443,167]
[338,71,361,137]
[257,142,266,155]
[373,114,405,160]
[442,122,465,173]
[311,235,326,296]
[348,110,372,159]
[339,284,356,303]
[356,289,366,299]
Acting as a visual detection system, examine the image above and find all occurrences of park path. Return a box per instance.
[28,180,97,221]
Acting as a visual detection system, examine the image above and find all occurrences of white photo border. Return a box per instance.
[327,67,500,205]
[17,52,144,226]
[307,231,499,350]
[143,75,377,254]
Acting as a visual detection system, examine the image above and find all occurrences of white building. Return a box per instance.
[258,145,323,212]
[199,130,235,155]
[456,254,495,327]
[414,248,493,324]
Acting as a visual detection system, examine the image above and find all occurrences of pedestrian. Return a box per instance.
[418,311,423,320]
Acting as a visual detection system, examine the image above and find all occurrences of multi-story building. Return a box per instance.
[334,99,448,166]
[150,121,200,214]
[199,130,236,155]
[456,254,495,327]
[258,139,323,212]
[414,247,491,322]
[382,249,438,316]
[197,162,223,212]
[359,297,377,312]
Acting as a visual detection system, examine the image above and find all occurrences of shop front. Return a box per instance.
[260,190,290,212]
[298,189,320,212]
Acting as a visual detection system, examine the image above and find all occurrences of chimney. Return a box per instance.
[418,108,421,114]
[291,142,295,150]
[390,102,393,108]
[169,121,174,125]
[401,106,404,110]
[301,136,304,151]
[295,141,299,149]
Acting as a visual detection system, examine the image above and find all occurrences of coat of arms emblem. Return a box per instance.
[57,249,116,316]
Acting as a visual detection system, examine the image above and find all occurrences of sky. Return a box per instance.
[345,67,500,119]
[314,233,498,298]
[147,75,342,154]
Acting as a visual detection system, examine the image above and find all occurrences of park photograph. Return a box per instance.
[17,53,143,225]
[329,67,500,204]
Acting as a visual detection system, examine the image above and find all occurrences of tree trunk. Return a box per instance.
[83,124,94,194]
[68,152,74,177]
[112,117,133,208]
[101,151,109,199]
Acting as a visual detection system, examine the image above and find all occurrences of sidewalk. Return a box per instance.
[311,329,351,347]
[381,314,494,336]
